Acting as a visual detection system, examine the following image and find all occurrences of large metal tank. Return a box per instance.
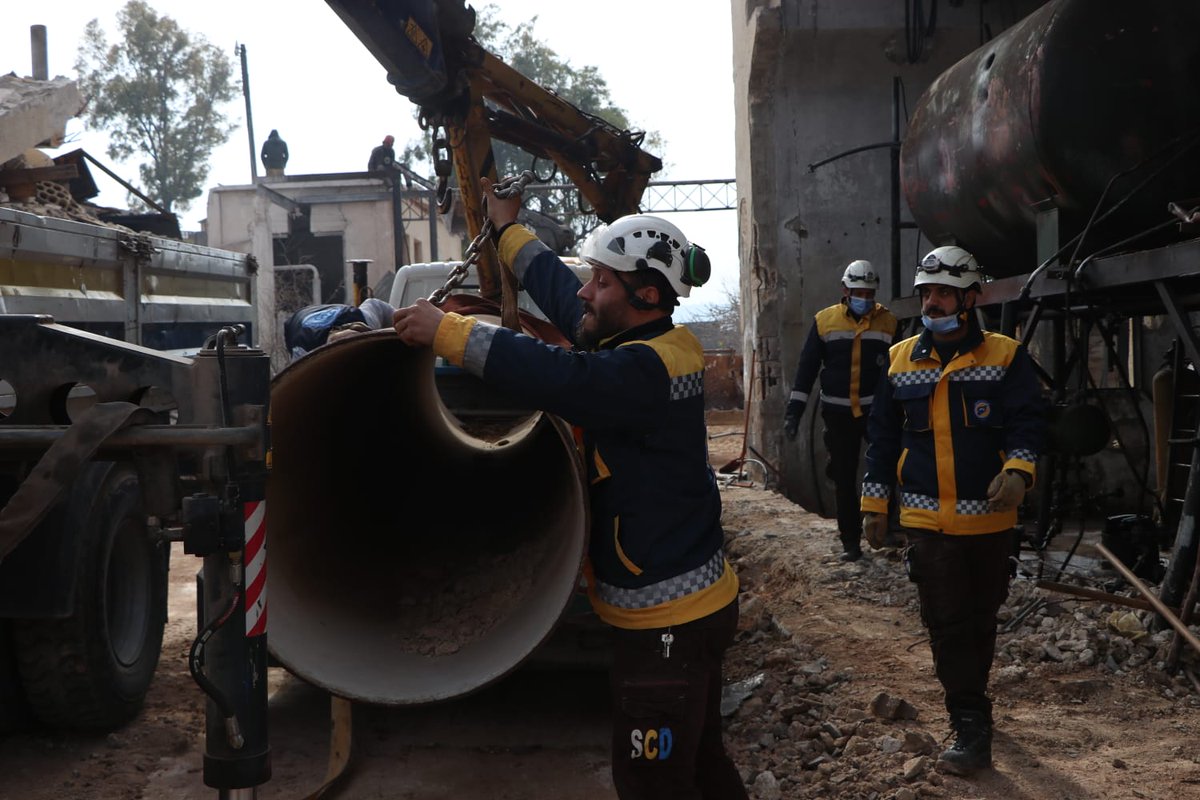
[901,0,1200,276]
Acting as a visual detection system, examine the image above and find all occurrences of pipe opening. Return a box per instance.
[266,330,589,705]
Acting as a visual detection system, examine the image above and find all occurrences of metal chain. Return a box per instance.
[427,171,538,305]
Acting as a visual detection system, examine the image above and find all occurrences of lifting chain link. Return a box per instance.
[427,171,537,305]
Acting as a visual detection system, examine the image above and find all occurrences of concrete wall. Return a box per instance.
[732,0,1045,512]
[205,177,462,367]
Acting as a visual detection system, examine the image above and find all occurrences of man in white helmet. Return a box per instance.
[860,245,1046,776]
[783,259,898,560]
[393,178,748,800]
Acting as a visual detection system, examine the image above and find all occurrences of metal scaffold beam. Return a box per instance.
[401,179,736,223]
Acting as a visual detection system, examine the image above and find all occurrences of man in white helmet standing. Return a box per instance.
[393,178,748,800]
[860,245,1046,776]
[783,260,898,560]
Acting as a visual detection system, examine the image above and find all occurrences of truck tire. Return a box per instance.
[12,463,168,730]
[0,620,33,734]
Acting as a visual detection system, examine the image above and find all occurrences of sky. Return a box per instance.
[2,0,738,320]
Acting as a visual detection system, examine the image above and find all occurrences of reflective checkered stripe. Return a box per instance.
[864,482,892,513]
[956,498,992,515]
[862,481,890,499]
[949,365,1007,382]
[462,320,500,376]
[861,480,890,514]
[1009,448,1036,463]
[891,367,942,388]
[670,370,704,401]
[897,494,988,525]
[596,549,725,610]
[901,492,939,511]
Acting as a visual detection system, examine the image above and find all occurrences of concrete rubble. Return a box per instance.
[718,488,1200,800]
[0,74,83,166]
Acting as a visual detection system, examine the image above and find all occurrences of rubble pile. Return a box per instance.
[993,577,1198,681]
[723,613,947,799]
[716,487,1200,799]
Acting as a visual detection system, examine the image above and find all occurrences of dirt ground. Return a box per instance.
[2,415,1199,799]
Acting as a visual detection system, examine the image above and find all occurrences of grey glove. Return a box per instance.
[862,513,888,549]
[987,470,1030,512]
[783,400,805,441]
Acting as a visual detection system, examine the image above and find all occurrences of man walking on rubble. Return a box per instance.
[393,178,749,800]
[784,260,897,561]
[859,245,1046,776]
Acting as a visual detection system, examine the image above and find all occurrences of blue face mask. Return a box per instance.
[922,313,961,334]
[847,296,874,316]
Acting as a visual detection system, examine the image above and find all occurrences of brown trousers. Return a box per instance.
[903,527,1017,720]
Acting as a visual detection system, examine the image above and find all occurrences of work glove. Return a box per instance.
[987,470,1030,512]
[326,321,372,343]
[862,513,888,549]
[783,400,805,441]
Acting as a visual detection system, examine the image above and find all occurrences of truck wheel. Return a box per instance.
[0,621,33,734]
[12,464,167,730]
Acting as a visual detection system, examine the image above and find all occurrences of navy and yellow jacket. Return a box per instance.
[860,321,1046,535]
[788,301,898,418]
[430,225,738,630]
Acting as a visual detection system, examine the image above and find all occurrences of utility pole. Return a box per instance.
[236,43,257,181]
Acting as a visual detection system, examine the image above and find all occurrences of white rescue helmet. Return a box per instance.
[842,260,879,290]
[914,245,984,291]
[579,214,710,298]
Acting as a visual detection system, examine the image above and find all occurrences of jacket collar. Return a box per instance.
[599,315,674,350]
[910,316,983,362]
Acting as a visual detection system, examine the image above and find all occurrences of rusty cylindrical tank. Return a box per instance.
[901,0,1200,276]
[265,329,590,705]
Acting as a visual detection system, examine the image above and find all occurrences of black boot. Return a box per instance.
[839,532,862,561]
[937,710,993,776]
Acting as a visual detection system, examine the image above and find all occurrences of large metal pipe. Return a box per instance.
[900,0,1200,276]
[266,329,589,705]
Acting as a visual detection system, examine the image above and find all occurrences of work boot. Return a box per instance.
[839,532,862,562]
[937,710,993,776]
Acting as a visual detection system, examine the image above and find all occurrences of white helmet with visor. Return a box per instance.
[842,259,879,290]
[579,214,710,298]
[914,246,984,291]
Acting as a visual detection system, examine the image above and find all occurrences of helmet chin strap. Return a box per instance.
[613,272,662,312]
[931,287,969,318]
[951,289,973,323]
